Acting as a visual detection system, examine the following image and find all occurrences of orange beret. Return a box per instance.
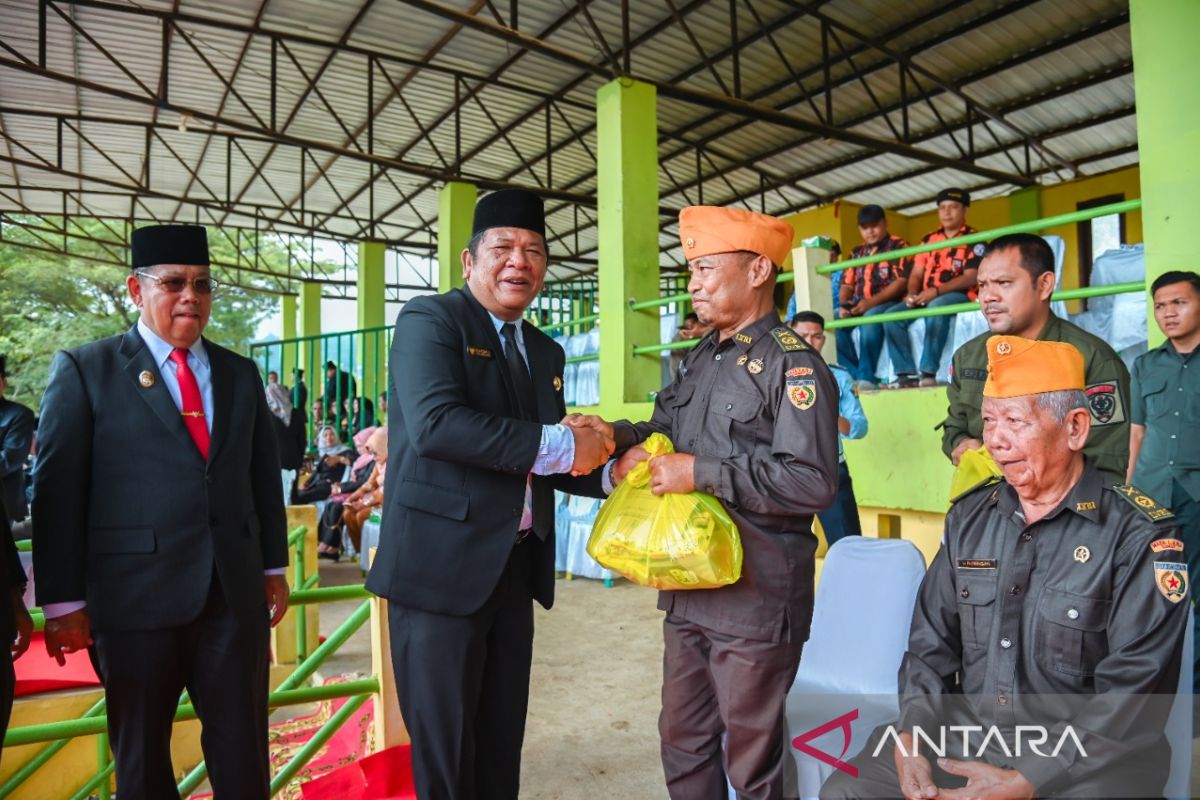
[982,336,1085,399]
[678,206,794,267]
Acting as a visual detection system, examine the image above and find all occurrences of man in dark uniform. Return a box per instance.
[885,188,984,387]
[0,356,35,524]
[608,205,839,799]
[822,336,1188,799]
[943,233,1130,483]
[33,225,290,799]
[1128,270,1200,702]
[365,189,614,799]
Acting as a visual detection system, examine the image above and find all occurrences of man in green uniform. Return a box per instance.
[609,205,840,799]
[822,336,1188,799]
[1129,269,1200,697]
[942,233,1130,483]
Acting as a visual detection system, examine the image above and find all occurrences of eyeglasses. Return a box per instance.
[135,270,219,295]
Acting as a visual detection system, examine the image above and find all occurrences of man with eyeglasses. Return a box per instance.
[33,224,289,799]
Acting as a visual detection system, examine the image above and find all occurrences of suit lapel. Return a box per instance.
[523,325,559,424]
[460,287,521,416]
[119,328,200,457]
[205,340,234,465]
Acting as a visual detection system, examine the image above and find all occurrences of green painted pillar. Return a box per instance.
[1008,186,1041,224]
[1130,0,1200,348]
[438,181,477,293]
[298,280,322,415]
[357,240,387,406]
[280,294,298,390]
[597,78,660,413]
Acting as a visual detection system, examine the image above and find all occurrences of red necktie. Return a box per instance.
[169,347,210,460]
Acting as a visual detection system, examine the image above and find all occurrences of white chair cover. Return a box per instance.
[786,537,927,798]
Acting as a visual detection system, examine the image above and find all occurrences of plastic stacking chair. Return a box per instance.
[785,536,927,799]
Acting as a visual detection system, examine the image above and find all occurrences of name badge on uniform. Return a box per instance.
[468,346,493,358]
[956,558,996,570]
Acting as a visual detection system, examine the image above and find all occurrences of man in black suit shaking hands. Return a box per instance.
[366,189,616,799]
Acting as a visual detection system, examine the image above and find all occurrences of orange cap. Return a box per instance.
[678,206,795,267]
[982,336,1085,399]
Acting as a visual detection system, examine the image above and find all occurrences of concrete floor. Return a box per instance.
[310,561,668,798]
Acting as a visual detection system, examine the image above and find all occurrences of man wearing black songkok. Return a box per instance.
[33,224,288,799]
[366,188,618,798]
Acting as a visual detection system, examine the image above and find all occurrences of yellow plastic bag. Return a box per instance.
[948,445,1003,504]
[587,433,742,590]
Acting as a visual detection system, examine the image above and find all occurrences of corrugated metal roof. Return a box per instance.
[0,0,1138,289]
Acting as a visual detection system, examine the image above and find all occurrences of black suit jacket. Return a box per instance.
[365,287,603,616]
[31,327,289,632]
[0,397,34,521]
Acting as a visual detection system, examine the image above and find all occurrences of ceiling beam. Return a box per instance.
[396,0,1033,187]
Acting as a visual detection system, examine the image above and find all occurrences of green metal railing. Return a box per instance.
[5,524,377,800]
[250,327,392,445]
[814,198,1141,276]
[622,198,1143,316]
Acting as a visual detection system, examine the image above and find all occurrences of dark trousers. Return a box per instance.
[89,574,271,800]
[0,654,13,765]
[816,461,862,547]
[1173,480,1200,694]
[388,541,535,800]
[660,615,804,800]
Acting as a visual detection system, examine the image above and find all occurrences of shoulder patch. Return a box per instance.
[1110,483,1175,522]
[950,474,1004,506]
[1085,382,1126,426]
[771,326,811,353]
[1154,561,1188,604]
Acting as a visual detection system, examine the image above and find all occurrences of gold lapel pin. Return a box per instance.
[1074,546,1090,564]
[553,376,563,391]
[138,370,156,388]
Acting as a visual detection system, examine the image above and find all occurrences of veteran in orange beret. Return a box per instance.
[821,336,1189,800]
[602,206,840,798]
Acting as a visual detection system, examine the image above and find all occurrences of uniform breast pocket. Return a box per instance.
[955,573,998,649]
[1035,587,1110,678]
[1140,379,1169,420]
[708,388,761,458]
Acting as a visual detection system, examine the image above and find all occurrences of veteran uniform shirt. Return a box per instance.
[942,314,1131,483]
[615,312,839,644]
[899,465,1186,794]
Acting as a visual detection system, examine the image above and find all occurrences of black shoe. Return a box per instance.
[318,550,340,562]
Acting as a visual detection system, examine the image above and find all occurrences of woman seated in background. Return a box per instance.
[316,426,377,560]
[293,425,353,504]
[350,396,376,434]
[341,427,388,556]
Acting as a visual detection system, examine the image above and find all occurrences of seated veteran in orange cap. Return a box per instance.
[821,336,1188,800]
[602,206,840,799]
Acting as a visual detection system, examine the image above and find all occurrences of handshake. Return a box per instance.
[558,416,695,495]
[561,413,617,476]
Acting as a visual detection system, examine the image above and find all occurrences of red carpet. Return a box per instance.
[300,745,415,800]
[14,632,101,697]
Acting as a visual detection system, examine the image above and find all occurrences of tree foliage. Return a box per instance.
[0,217,335,409]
